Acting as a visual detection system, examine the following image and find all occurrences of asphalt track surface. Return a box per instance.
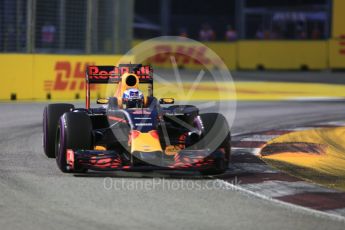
[1,100,345,230]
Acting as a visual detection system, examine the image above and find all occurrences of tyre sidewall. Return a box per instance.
[56,112,92,173]
[43,103,74,158]
[199,113,231,174]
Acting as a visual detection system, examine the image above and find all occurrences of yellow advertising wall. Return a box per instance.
[132,40,237,70]
[205,42,237,70]
[0,54,34,100]
[328,0,345,69]
[133,39,328,70]
[332,0,345,39]
[0,40,342,102]
[329,39,345,69]
[238,41,328,70]
[0,54,133,100]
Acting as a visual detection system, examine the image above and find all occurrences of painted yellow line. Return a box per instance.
[151,81,345,101]
[261,127,345,191]
[3,81,345,101]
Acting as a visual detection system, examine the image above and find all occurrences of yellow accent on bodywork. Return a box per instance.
[94,145,107,151]
[153,81,345,101]
[130,132,162,153]
[165,145,181,156]
[96,98,109,104]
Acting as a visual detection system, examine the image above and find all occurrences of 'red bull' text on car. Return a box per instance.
[43,64,231,174]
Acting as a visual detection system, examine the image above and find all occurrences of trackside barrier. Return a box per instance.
[133,40,330,71]
[238,41,328,70]
[332,0,345,39]
[329,37,345,69]
[130,0,344,71]
[132,40,237,70]
[0,54,133,100]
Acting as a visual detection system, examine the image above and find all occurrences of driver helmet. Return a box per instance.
[122,88,144,109]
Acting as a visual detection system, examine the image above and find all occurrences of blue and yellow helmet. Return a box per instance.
[122,88,144,108]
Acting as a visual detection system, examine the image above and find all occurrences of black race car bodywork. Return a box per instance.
[43,64,231,174]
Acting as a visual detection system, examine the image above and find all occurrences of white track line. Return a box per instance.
[228,163,278,174]
[232,147,261,156]
[240,135,280,142]
[240,180,340,198]
[315,121,345,126]
[327,208,345,216]
[282,127,316,131]
[213,179,345,222]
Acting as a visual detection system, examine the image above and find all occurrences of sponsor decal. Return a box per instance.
[165,112,184,116]
[108,116,127,123]
[88,65,152,81]
[132,110,151,115]
[165,145,181,156]
[148,44,212,65]
[44,61,96,92]
[135,123,153,126]
[339,35,345,55]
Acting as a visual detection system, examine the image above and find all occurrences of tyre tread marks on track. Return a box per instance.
[219,121,345,218]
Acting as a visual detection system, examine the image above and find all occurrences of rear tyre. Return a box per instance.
[43,103,74,158]
[56,112,92,173]
[199,113,231,175]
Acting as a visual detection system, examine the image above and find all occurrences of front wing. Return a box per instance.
[66,149,223,171]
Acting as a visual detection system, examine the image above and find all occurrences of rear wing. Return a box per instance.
[85,64,153,108]
[86,64,153,84]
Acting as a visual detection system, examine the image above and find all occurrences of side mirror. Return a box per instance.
[96,98,109,104]
[159,98,174,104]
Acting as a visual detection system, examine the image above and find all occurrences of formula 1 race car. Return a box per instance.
[43,64,231,174]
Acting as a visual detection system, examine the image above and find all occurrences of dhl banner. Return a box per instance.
[238,41,328,70]
[132,40,237,70]
[0,54,133,100]
[329,0,345,69]
[133,39,330,70]
[1,40,344,101]
[332,0,345,39]
[329,38,345,69]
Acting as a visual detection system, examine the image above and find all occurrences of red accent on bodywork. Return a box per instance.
[66,149,75,170]
[86,78,90,109]
[89,156,122,168]
[130,130,141,139]
[108,116,128,123]
[149,130,159,139]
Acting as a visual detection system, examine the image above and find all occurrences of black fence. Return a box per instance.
[0,0,133,54]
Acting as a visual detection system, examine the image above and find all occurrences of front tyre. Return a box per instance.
[199,113,231,175]
[43,103,74,158]
[56,112,92,173]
